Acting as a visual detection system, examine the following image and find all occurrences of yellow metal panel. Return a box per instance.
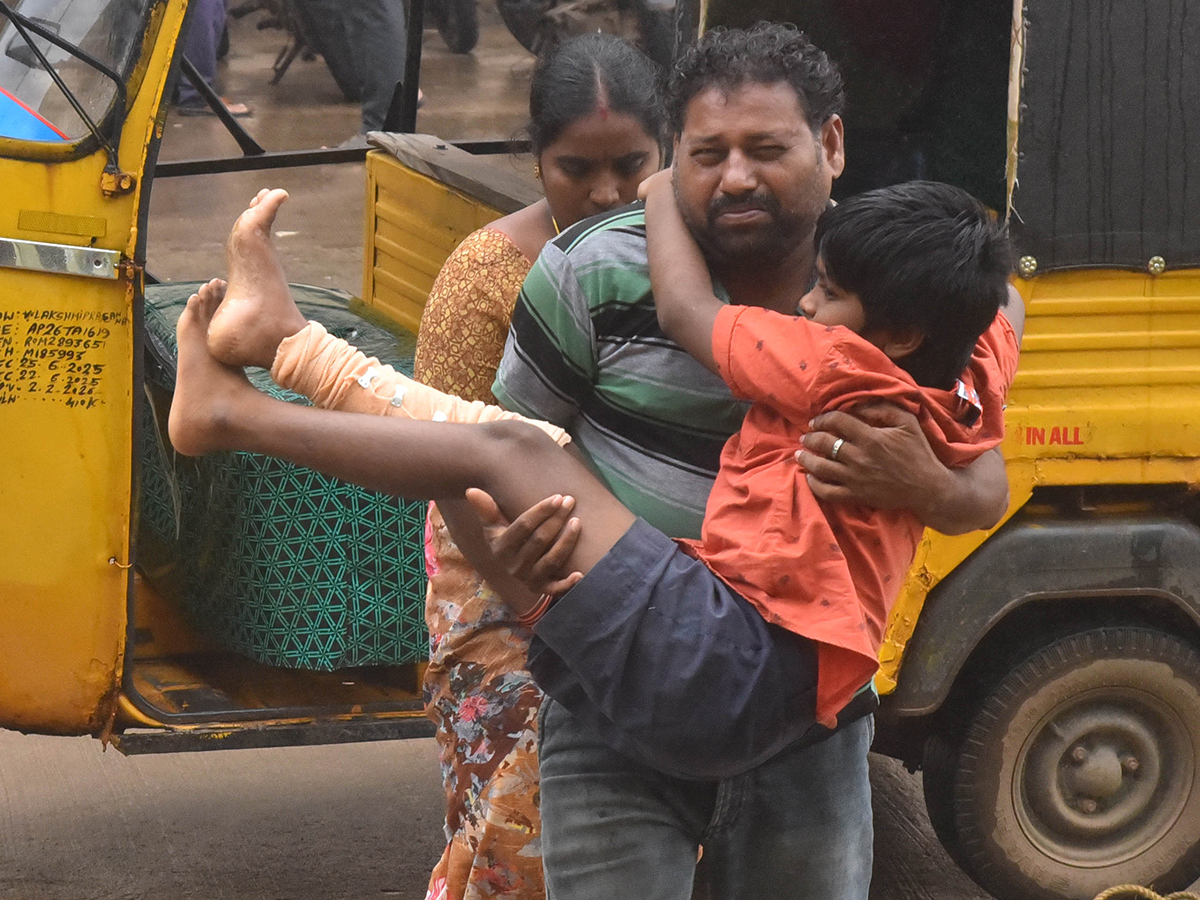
[0,270,133,733]
[17,210,108,238]
[877,481,1031,693]
[1005,270,1200,461]
[0,0,190,735]
[879,267,1200,691]
[362,151,503,332]
[375,218,448,284]
[362,156,377,307]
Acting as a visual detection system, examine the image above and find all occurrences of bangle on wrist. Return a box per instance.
[516,593,556,629]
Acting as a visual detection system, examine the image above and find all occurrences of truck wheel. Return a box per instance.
[922,729,969,868]
[933,627,1200,900]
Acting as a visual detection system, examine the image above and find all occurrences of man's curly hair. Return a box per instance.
[668,22,845,135]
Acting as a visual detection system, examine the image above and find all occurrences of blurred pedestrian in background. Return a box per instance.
[292,0,409,132]
[176,0,252,116]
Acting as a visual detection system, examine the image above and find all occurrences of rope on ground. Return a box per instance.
[1092,886,1200,900]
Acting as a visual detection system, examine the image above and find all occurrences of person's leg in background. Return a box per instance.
[699,715,875,900]
[293,0,408,132]
[342,0,409,132]
[177,0,224,108]
[177,0,250,115]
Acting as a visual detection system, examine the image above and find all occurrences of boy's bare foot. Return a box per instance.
[169,279,266,457]
[206,188,309,369]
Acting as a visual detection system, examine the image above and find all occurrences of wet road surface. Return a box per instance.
[0,730,445,900]
[0,727,992,900]
[146,0,534,290]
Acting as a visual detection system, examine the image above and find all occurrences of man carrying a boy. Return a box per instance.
[485,22,1014,900]
[168,21,1017,900]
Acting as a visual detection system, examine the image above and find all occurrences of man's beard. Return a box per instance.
[678,184,808,271]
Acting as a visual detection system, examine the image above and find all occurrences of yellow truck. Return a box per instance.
[1,1,1197,898]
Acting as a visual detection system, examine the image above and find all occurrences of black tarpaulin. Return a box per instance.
[1012,0,1200,271]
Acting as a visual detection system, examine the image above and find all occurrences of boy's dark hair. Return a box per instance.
[667,22,844,136]
[528,33,667,156]
[815,181,1014,389]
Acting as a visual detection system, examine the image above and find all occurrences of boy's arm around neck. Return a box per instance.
[643,171,721,374]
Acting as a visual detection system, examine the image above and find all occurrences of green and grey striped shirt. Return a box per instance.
[493,204,749,540]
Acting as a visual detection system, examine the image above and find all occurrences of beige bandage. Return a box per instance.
[271,321,570,447]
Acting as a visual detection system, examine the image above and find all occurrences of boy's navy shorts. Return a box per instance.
[527,517,861,780]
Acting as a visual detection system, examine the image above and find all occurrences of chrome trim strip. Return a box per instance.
[0,237,120,280]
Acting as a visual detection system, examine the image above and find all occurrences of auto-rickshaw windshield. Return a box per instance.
[0,0,153,143]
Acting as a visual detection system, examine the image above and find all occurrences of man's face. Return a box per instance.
[672,81,845,271]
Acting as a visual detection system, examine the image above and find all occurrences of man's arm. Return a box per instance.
[436,498,543,608]
[642,170,721,374]
[437,496,581,607]
[799,405,1009,533]
[460,488,583,597]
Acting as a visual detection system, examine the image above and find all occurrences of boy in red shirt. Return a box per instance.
[168,178,1022,777]
[643,173,1022,733]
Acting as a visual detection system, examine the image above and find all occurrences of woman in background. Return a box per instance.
[412,34,667,900]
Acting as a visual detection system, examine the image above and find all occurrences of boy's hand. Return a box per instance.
[465,488,583,596]
[638,168,673,201]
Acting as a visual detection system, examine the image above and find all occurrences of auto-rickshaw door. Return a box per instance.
[0,0,186,735]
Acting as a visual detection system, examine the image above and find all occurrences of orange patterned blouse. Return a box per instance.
[414,227,534,402]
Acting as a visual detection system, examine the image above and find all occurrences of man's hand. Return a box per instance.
[798,403,945,510]
[465,488,583,596]
[797,402,1009,534]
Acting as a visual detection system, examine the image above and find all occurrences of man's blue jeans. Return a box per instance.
[538,699,875,900]
[178,0,226,107]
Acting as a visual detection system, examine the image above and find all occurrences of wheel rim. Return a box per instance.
[1014,686,1195,866]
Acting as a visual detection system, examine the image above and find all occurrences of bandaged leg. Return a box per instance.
[272,321,570,447]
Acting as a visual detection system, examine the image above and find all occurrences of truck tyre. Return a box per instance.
[922,729,969,868]
[928,627,1200,900]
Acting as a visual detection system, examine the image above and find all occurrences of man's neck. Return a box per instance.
[711,240,815,315]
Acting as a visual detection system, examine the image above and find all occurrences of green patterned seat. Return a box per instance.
[138,282,428,669]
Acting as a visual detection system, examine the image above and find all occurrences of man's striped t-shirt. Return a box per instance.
[492,204,749,540]
[494,202,880,743]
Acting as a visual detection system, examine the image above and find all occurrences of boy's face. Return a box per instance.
[799,259,866,333]
[801,258,927,362]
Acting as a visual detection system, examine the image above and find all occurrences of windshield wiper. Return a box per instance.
[0,5,129,182]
